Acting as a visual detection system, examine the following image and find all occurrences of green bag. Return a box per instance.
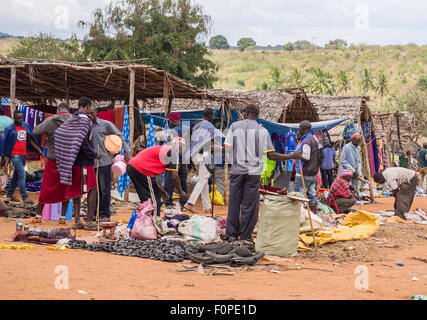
[255,192,301,257]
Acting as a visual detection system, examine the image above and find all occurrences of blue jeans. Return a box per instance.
[7,155,28,199]
[294,174,318,207]
[95,165,112,218]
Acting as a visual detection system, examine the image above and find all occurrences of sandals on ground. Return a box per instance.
[59,217,66,225]
[73,222,85,229]
[84,222,98,231]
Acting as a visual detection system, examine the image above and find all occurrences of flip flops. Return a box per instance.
[73,222,85,230]
[59,217,66,225]
[84,222,98,231]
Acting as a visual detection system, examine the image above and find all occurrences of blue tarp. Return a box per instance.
[257,117,348,136]
[140,109,239,127]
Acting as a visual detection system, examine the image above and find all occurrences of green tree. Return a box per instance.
[306,67,336,95]
[209,35,230,50]
[237,38,256,52]
[396,86,427,136]
[8,33,83,61]
[288,69,303,87]
[268,67,283,89]
[359,68,375,94]
[293,40,317,50]
[336,70,351,94]
[283,42,294,51]
[325,39,348,49]
[375,70,389,106]
[79,0,217,88]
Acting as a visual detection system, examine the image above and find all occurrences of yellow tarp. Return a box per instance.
[299,210,380,246]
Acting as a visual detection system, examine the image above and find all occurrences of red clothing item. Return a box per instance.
[128,145,172,177]
[65,165,96,199]
[327,176,357,207]
[11,126,27,156]
[98,109,114,123]
[38,159,67,204]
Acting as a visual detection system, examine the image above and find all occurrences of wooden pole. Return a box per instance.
[337,138,343,174]
[10,67,16,114]
[96,145,100,233]
[124,68,136,203]
[297,160,318,250]
[223,102,231,205]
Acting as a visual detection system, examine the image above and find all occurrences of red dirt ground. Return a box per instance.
[0,193,426,300]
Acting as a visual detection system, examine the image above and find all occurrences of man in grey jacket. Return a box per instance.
[33,103,72,223]
[89,105,130,222]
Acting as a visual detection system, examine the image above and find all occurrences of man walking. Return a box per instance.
[1,110,43,204]
[374,167,419,219]
[184,108,224,214]
[89,105,130,222]
[340,133,362,191]
[224,104,298,242]
[33,103,72,223]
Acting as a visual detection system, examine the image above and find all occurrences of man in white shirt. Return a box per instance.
[373,167,419,219]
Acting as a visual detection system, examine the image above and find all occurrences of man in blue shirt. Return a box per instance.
[320,145,336,188]
[419,143,427,188]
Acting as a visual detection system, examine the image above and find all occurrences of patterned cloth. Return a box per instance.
[327,177,357,208]
[118,106,131,197]
[147,115,156,148]
[54,113,92,186]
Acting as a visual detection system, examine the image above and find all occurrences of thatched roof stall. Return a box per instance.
[143,88,319,123]
[308,95,372,141]
[372,111,420,154]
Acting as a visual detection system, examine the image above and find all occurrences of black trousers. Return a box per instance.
[226,174,261,241]
[126,164,161,216]
[320,169,334,188]
[94,165,112,218]
[163,165,188,207]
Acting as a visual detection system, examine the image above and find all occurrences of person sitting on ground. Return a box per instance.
[126,137,189,216]
[33,102,72,223]
[327,170,358,213]
[0,110,43,204]
[373,167,419,220]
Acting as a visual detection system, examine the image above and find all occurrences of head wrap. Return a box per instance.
[351,133,362,140]
[342,170,353,177]
[169,112,181,121]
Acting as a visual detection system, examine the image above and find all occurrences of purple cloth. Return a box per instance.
[54,112,92,185]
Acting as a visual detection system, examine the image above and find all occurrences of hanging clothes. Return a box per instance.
[98,109,114,123]
[286,130,297,172]
[113,106,126,132]
[147,115,156,148]
[361,121,372,143]
[369,137,376,176]
[372,135,380,174]
[118,106,131,197]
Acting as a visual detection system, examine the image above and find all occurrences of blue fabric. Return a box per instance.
[419,149,427,168]
[147,115,156,148]
[339,142,362,176]
[118,106,131,197]
[0,121,38,158]
[1,98,10,106]
[7,155,27,199]
[320,146,336,170]
[372,135,380,174]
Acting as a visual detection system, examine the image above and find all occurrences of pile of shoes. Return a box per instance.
[4,202,37,218]
[183,241,264,266]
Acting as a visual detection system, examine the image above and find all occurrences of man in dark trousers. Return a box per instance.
[0,110,43,204]
[223,104,301,242]
[89,105,130,222]
[33,102,72,223]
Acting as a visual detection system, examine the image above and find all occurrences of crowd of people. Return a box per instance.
[0,100,425,240]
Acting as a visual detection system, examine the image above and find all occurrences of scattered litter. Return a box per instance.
[269,269,280,274]
[344,246,354,251]
[412,276,418,281]
[184,282,195,287]
[411,295,426,300]
[47,245,68,251]
[0,244,32,250]
[396,260,404,266]
[197,264,204,274]
[412,256,427,263]
[77,290,89,295]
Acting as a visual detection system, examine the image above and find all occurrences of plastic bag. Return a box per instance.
[209,185,224,206]
[130,199,157,240]
[127,210,138,229]
[178,214,220,243]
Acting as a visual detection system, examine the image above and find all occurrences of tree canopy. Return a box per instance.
[79,0,217,88]
[237,38,256,52]
[209,35,230,50]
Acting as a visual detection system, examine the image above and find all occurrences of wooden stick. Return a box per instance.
[337,138,343,174]
[10,66,16,114]
[359,124,375,202]
[297,160,318,250]
[211,170,215,218]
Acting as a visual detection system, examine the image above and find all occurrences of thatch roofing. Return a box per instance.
[144,88,319,123]
[308,95,371,141]
[372,111,421,153]
[0,57,217,103]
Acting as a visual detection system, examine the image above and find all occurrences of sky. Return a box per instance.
[0,0,426,46]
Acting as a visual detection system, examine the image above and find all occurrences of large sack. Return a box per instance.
[178,214,220,243]
[130,199,157,240]
[255,192,301,257]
